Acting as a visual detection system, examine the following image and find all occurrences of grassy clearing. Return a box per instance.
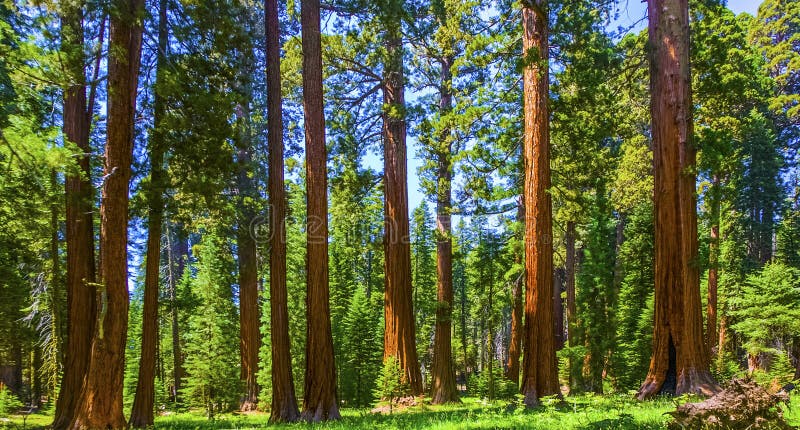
[2,394,798,429]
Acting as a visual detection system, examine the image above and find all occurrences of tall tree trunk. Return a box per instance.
[430,55,459,405]
[49,169,65,374]
[236,71,260,415]
[520,0,559,408]
[301,0,340,421]
[506,200,523,385]
[266,0,299,421]
[381,2,423,396]
[707,176,720,358]
[637,0,719,400]
[53,5,97,428]
[129,0,167,425]
[69,0,143,426]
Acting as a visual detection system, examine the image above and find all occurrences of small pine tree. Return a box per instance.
[374,356,408,413]
[181,228,241,418]
[0,384,23,417]
[731,262,800,376]
[340,287,382,407]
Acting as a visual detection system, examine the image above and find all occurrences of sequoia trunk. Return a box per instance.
[69,0,143,426]
[381,2,423,396]
[53,4,97,429]
[266,0,300,422]
[520,0,559,408]
[637,0,719,400]
[430,54,459,405]
[301,0,340,421]
[129,0,167,425]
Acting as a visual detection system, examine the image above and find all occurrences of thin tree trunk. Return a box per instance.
[553,268,564,350]
[301,0,339,421]
[53,5,97,428]
[565,220,582,392]
[520,0,559,408]
[49,170,65,373]
[637,0,719,400]
[792,337,800,381]
[69,0,143,426]
[236,71,261,414]
[430,55,459,405]
[129,0,167,425]
[266,0,299,421]
[506,201,523,386]
[707,176,720,358]
[381,2,423,396]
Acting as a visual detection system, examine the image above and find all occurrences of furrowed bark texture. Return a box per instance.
[637,0,719,400]
[520,0,559,408]
[69,0,143,426]
[53,4,97,429]
[430,55,459,405]
[301,0,340,421]
[129,0,167,425]
[381,3,423,396]
[266,0,300,422]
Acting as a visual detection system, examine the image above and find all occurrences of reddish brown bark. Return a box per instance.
[266,0,300,422]
[69,0,143,427]
[519,0,559,408]
[637,0,719,400]
[53,6,97,429]
[430,55,459,405]
[381,3,423,397]
[506,202,523,385]
[301,0,340,421]
[129,0,166,425]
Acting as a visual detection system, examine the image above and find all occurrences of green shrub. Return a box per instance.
[373,356,408,412]
[0,385,23,417]
[468,365,518,400]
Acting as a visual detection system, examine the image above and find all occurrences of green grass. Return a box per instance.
[2,394,798,429]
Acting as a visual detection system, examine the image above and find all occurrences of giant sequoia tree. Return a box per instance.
[301,0,340,421]
[53,2,97,428]
[637,0,719,399]
[380,0,423,396]
[129,0,168,425]
[266,0,300,422]
[69,0,143,426]
[520,0,559,408]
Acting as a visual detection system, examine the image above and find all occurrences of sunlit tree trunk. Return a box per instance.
[69,0,143,426]
[266,0,300,422]
[430,54,460,405]
[381,1,423,396]
[520,0,559,408]
[301,0,340,421]
[53,5,97,429]
[637,0,719,400]
[129,0,167,425]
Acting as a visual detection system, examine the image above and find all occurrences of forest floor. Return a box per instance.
[3,394,799,429]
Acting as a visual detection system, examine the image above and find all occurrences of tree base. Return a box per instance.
[239,399,258,412]
[269,404,300,423]
[638,368,720,400]
[430,389,460,405]
[301,401,340,422]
